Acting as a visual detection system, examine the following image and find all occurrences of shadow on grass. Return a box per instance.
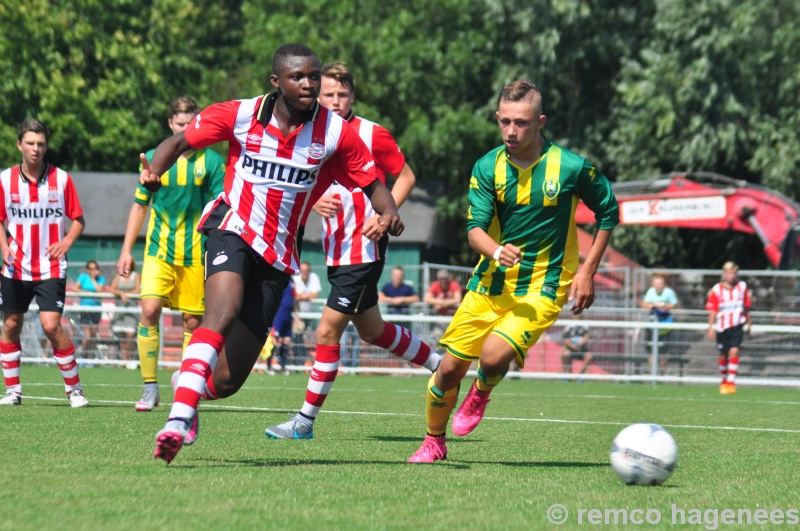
[189,457,471,470]
[467,460,608,468]
[369,435,481,443]
[181,456,608,470]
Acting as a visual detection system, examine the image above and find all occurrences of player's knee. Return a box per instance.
[315,323,340,345]
[212,373,240,398]
[39,319,62,339]
[3,317,23,338]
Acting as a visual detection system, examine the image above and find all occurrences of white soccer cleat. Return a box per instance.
[136,387,160,412]
[69,389,89,408]
[0,391,21,406]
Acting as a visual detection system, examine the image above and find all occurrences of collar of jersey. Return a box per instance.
[18,163,49,184]
[256,92,320,128]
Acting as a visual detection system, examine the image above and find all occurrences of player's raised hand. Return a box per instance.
[139,153,162,192]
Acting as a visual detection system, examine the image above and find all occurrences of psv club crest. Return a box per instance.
[542,179,560,201]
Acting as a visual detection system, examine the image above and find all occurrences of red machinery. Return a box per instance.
[575,172,800,269]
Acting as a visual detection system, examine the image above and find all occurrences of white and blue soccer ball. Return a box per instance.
[610,423,678,486]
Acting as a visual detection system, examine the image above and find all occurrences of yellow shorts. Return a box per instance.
[440,290,562,369]
[140,255,205,315]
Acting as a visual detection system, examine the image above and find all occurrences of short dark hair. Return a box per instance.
[321,61,355,93]
[272,43,318,74]
[498,80,543,114]
[17,119,50,143]
[168,97,200,119]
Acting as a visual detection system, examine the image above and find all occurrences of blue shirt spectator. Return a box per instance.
[379,266,419,314]
[74,260,106,307]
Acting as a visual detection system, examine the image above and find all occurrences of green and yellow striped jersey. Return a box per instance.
[136,147,225,266]
[466,139,619,302]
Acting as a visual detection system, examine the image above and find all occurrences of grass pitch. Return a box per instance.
[2,366,799,530]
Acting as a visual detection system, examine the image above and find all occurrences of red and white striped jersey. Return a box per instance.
[320,115,405,266]
[0,164,83,281]
[706,280,751,331]
[187,93,377,274]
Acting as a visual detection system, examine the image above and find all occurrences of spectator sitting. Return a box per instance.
[107,259,141,361]
[424,269,463,316]
[561,322,593,378]
[73,260,106,354]
[379,266,419,314]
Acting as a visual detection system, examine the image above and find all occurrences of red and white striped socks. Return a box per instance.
[372,322,442,371]
[168,328,223,425]
[299,344,340,419]
[718,355,728,384]
[726,356,739,383]
[1,341,22,396]
[53,344,82,394]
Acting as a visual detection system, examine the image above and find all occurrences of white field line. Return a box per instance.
[16,394,800,434]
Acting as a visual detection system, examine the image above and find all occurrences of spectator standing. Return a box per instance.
[292,260,321,357]
[73,260,107,354]
[424,269,463,316]
[271,279,295,374]
[294,261,321,313]
[706,262,751,395]
[0,119,89,407]
[107,259,141,361]
[641,274,679,374]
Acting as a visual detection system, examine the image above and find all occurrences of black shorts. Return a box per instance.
[326,258,388,316]
[204,228,290,342]
[77,310,102,325]
[324,236,387,315]
[715,325,745,353]
[0,276,67,314]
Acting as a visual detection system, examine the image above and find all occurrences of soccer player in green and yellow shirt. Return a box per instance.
[116,97,225,412]
[408,80,619,463]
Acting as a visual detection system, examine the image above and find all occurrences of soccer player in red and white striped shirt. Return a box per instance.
[150,44,404,464]
[263,62,442,440]
[706,261,752,395]
[0,119,89,408]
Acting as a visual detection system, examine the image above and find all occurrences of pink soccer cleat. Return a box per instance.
[407,435,448,464]
[452,381,491,436]
[154,426,186,464]
[184,414,200,446]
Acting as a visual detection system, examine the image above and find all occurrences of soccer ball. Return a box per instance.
[610,423,678,486]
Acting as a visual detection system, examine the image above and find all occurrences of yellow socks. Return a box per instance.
[475,363,505,393]
[137,324,160,384]
[182,331,192,359]
[425,373,459,436]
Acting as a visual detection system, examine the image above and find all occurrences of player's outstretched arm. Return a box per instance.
[139,131,192,192]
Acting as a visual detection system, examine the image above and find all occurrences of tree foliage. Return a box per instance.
[0,0,242,170]
[1,0,798,268]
